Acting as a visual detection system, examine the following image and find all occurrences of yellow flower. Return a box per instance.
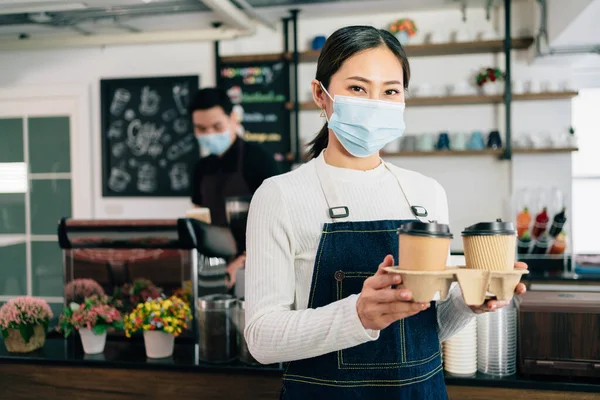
[164,326,174,333]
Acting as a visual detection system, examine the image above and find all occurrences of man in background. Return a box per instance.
[190,87,281,287]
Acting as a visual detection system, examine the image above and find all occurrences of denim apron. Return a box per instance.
[280,158,448,399]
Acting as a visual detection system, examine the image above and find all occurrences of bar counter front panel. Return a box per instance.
[0,337,598,400]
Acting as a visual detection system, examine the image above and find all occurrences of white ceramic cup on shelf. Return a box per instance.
[512,80,525,95]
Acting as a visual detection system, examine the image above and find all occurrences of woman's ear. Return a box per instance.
[311,79,328,111]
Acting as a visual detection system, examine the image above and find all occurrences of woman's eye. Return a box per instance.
[349,86,366,93]
[385,89,400,96]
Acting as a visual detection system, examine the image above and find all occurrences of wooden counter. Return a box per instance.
[0,339,598,400]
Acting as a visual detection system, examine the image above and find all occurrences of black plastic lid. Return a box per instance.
[398,221,453,239]
[462,219,516,236]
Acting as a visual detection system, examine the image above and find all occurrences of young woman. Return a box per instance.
[244,26,527,399]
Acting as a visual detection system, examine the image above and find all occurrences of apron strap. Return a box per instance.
[314,152,432,223]
[314,152,350,221]
[382,161,431,223]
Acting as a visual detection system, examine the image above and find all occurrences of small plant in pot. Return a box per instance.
[0,296,53,353]
[58,296,123,354]
[112,278,163,314]
[475,67,505,95]
[64,278,105,304]
[125,296,191,359]
[388,18,417,45]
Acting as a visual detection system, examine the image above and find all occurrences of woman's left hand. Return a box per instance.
[469,261,528,314]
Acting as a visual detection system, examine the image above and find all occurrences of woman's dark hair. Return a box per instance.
[306,26,411,159]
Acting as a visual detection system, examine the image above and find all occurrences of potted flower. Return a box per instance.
[172,280,193,306]
[0,296,52,353]
[112,278,163,314]
[58,296,123,354]
[125,296,191,359]
[64,278,105,304]
[388,18,417,45]
[476,67,505,95]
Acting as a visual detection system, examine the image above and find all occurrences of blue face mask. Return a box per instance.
[320,82,406,158]
[196,130,232,156]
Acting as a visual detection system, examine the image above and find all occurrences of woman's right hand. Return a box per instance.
[356,255,430,331]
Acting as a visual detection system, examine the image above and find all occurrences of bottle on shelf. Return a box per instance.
[549,232,567,255]
[516,208,531,238]
[531,207,549,239]
[549,207,567,237]
[532,234,551,255]
[517,230,532,255]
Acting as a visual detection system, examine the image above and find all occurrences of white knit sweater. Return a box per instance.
[244,152,475,365]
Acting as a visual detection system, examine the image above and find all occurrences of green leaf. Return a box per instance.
[63,326,73,338]
[19,324,35,343]
[1,328,7,339]
[93,324,107,335]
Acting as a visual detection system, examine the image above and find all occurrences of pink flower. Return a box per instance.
[0,296,53,329]
[64,279,105,303]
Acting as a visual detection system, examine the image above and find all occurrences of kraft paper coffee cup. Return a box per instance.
[398,222,453,271]
[462,219,517,271]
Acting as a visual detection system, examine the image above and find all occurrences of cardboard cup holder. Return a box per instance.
[383,267,528,305]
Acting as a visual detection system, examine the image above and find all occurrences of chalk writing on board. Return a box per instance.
[173,82,190,115]
[148,143,163,158]
[139,86,161,117]
[161,134,172,144]
[162,109,178,122]
[101,75,199,197]
[111,142,126,159]
[166,135,195,161]
[127,119,165,156]
[107,120,125,139]
[244,132,282,143]
[169,163,189,191]
[108,167,131,192]
[227,86,242,104]
[173,118,189,135]
[124,109,136,121]
[243,112,278,123]
[137,163,157,193]
[110,89,131,117]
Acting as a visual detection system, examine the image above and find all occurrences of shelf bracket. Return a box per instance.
[502,0,512,161]
[486,0,493,21]
[460,0,467,22]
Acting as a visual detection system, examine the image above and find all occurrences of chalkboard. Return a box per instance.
[101,75,200,197]
[218,60,291,162]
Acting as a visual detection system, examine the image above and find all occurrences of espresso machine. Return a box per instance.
[224,195,252,299]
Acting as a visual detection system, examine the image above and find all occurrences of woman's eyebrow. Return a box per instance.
[346,76,402,85]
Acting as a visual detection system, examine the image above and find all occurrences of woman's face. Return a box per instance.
[312,46,406,116]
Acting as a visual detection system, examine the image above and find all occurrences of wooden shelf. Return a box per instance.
[513,147,578,154]
[382,149,502,157]
[301,37,534,62]
[381,148,578,157]
[220,37,535,64]
[286,91,579,110]
[219,53,291,63]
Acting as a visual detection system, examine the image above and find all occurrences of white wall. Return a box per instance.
[0,42,214,219]
[0,3,576,250]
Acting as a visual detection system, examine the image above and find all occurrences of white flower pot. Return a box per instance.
[143,331,174,359]
[79,328,107,354]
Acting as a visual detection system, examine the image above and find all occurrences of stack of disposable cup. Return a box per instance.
[443,318,477,376]
[477,301,517,376]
